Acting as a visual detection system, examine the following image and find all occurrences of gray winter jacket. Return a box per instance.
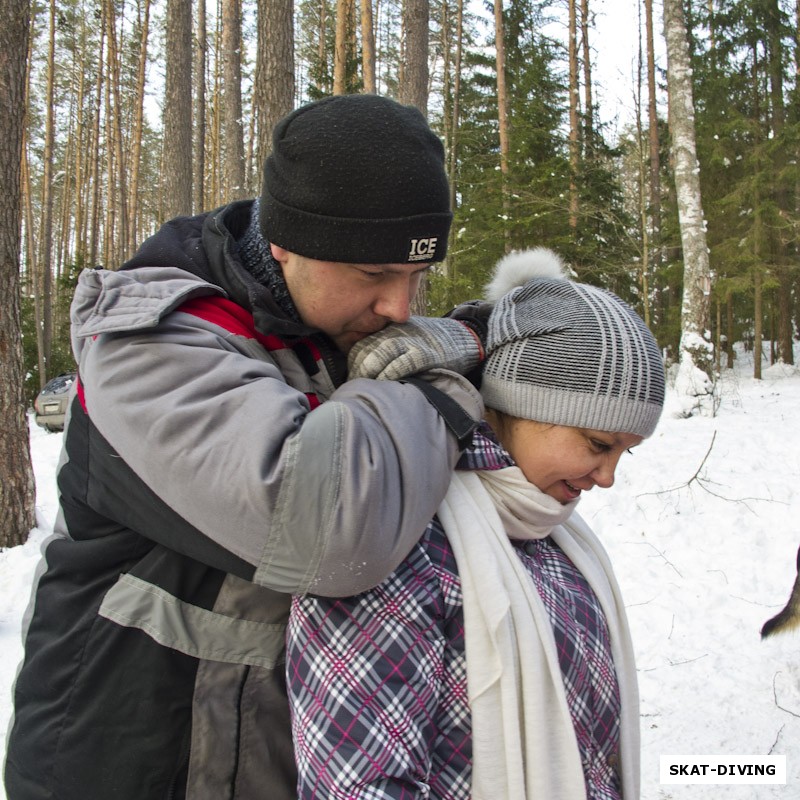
[4,200,482,800]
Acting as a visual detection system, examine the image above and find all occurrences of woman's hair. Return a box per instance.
[480,249,666,439]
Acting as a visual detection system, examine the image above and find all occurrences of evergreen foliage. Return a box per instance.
[14,0,800,374]
[20,263,79,405]
[689,0,799,360]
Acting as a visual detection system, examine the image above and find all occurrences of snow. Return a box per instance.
[2,344,800,798]
[674,345,716,418]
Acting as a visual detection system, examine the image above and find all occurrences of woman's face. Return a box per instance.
[487,412,643,504]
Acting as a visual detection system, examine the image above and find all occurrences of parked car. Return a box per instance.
[34,372,76,432]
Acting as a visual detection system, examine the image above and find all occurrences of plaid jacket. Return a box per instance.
[287,431,622,799]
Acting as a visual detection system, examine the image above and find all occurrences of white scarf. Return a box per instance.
[437,469,640,800]
[478,465,578,539]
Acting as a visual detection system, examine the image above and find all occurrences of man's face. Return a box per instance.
[271,245,431,352]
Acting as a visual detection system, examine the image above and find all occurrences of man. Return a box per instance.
[5,94,485,800]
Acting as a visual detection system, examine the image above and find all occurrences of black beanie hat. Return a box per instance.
[260,94,452,264]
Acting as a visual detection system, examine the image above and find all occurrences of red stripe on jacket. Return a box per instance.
[178,296,322,410]
[178,296,288,351]
[76,376,87,413]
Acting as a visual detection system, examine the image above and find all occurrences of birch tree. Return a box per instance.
[664,0,715,415]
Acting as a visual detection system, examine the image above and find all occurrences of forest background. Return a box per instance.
[1,0,799,544]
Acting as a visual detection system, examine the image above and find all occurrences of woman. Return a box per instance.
[286,248,665,800]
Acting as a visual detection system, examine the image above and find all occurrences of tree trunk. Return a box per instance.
[104,0,130,262]
[56,72,76,277]
[0,0,36,547]
[636,95,652,327]
[162,0,193,218]
[103,41,116,268]
[37,0,57,385]
[209,1,223,206]
[748,36,767,380]
[764,0,793,364]
[725,288,735,368]
[794,0,800,350]
[222,0,246,199]
[494,0,510,249]
[21,15,38,320]
[88,22,105,267]
[334,0,356,94]
[663,0,715,414]
[645,0,661,239]
[754,268,764,379]
[361,0,376,92]
[194,0,207,212]
[57,115,73,275]
[255,0,294,172]
[317,0,331,96]
[71,16,87,262]
[404,0,432,314]
[128,0,151,245]
[21,130,36,294]
[579,0,593,143]
[399,0,429,114]
[567,0,579,230]
[445,0,463,281]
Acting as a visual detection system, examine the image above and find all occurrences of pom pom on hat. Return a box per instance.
[481,248,666,438]
[484,247,567,302]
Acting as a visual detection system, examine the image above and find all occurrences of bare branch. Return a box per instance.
[632,540,684,578]
[637,431,780,509]
[772,672,800,719]
[769,723,786,754]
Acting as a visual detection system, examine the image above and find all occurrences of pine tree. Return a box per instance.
[162,0,193,218]
[690,0,799,377]
[0,0,36,547]
[254,0,294,172]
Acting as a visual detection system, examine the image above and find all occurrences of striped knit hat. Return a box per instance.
[481,248,665,438]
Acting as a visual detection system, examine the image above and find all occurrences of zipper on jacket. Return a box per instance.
[165,728,191,800]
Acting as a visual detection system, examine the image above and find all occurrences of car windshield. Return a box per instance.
[43,373,75,394]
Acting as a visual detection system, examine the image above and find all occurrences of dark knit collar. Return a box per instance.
[230,199,348,386]
[237,199,301,324]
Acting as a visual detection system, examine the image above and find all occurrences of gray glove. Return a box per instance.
[348,316,484,381]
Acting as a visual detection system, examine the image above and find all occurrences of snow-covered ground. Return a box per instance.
[2,345,800,798]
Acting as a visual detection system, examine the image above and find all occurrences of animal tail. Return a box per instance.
[761,545,800,639]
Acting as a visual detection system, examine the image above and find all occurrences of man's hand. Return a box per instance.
[348,316,484,381]
[443,300,494,389]
[444,299,493,346]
